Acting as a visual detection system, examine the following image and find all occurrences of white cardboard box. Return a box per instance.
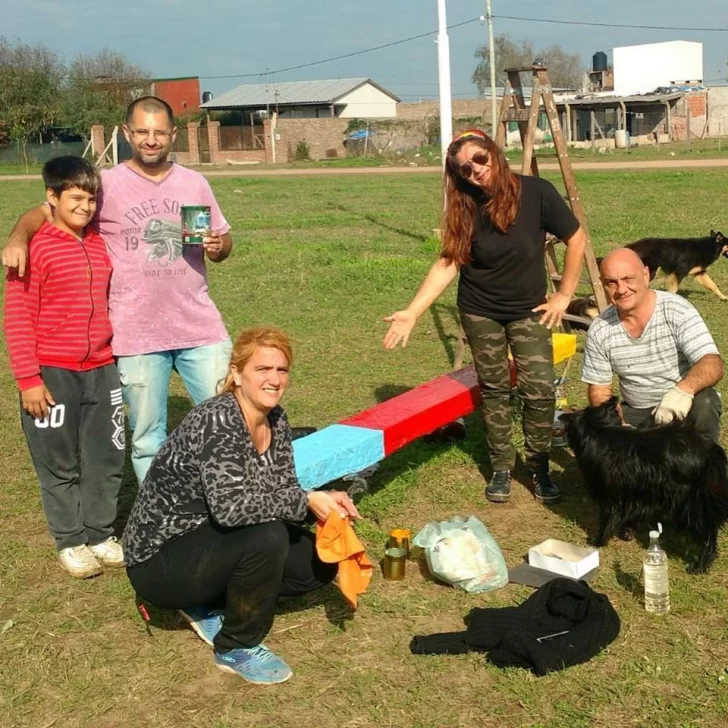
[528,539,599,579]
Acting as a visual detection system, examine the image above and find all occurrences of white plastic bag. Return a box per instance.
[413,516,508,593]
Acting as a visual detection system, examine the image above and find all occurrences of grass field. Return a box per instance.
[1,169,728,728]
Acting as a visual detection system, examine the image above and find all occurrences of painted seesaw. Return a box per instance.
[292,333,577,491]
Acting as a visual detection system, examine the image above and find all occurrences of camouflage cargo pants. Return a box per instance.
[460,312,555,472]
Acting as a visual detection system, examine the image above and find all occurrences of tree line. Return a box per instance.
[472,34,584,92]
[0,37,151,150]
[1,33,587,154]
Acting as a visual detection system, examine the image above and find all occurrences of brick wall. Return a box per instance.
[270,112,497,162]
[90,125,108,164]
[687,92,707,117]
[673,92,708,140]
[708,87,728,137]
[187,122,200,165]
[397,98,492,120]
[274,118,350,161]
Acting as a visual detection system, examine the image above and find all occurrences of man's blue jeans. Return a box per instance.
[118,340,232,483]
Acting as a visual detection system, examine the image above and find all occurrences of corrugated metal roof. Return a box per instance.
[561,92,685,107]
[201,78,399,109]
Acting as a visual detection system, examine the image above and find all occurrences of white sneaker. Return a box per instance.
[89,537,125,568]
[59,545,103,579]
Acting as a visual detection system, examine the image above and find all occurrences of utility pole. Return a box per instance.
[436,0,453,166]
[485,0,497,136]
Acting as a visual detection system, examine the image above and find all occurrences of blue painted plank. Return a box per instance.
[293,424,385,491]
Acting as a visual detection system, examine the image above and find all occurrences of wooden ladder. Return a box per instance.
[495,64,608,327]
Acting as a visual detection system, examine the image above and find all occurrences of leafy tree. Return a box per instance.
[473,34,583,92]
[0,37,65,164]
[62,49,151,138]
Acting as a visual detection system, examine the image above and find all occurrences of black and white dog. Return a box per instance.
[627,230,728,301]
[560,397,728,573]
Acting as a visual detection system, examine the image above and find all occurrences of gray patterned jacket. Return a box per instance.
[123,393,309,567]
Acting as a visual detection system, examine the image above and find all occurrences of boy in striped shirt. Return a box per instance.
[4,156,125,579]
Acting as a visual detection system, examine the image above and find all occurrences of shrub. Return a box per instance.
[293,140,311,161]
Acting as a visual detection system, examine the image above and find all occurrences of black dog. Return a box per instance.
[626,230,728,301]
[560,397,728,573]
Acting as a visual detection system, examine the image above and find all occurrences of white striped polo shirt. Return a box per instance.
[581,291,719,409]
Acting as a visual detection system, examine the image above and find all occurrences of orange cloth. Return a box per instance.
[315,513,373,609]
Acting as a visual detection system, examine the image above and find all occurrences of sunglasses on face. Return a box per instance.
[459,152,490,179]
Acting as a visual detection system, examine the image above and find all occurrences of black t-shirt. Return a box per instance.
[456,175,580,321]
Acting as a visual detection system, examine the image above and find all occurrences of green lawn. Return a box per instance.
[1,170,728,728]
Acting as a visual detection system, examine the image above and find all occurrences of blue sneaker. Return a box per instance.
[179,607,223,647]
[214,644,293,685]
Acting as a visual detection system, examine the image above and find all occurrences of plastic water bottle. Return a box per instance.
[643,527,670,614]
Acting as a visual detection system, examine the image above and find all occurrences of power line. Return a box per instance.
[198,13,728,84]
[44,13,728,86]
[494,14,728,33]
[198,17,482,81]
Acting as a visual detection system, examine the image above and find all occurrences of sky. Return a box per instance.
[4,0,728,101]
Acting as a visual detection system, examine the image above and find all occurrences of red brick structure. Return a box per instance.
[90,125,107,163]
[151,77,201,117]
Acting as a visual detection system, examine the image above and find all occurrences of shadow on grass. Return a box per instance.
[430,303,463,368]
[352,410,489,516]
[373,383,411,403]
[544,445,600,542]
[328,202,430,243]
[135,578,355,639]
[278,583,356,630]
[613,558,641,602]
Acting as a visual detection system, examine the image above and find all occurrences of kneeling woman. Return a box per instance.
[124,327,359,685]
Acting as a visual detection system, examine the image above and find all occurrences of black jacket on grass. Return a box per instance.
[410,578,620,675]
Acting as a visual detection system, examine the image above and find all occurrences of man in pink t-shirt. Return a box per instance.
[3,97,233,483]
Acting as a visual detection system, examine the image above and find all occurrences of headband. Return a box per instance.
[452,129,488,143]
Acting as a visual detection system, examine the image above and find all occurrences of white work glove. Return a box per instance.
[652,385,694,425]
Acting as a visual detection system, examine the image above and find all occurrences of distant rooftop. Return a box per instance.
[201,78,400,109]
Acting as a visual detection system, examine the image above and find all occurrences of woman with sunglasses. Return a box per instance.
[383,130,586,504]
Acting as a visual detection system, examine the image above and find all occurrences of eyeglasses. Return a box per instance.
[127,128,172,141]
[459,152,490,179]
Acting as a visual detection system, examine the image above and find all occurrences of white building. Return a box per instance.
[613,41,703,97]
[201,78,399,119]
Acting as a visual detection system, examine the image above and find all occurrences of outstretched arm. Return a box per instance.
[383,258,459,349]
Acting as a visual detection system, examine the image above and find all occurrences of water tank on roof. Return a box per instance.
[592,51,608,72]
[202,91,213,104]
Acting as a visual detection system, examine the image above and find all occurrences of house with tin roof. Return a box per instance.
[201,77,400,119]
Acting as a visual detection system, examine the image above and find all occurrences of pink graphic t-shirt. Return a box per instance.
[97,164,230,356]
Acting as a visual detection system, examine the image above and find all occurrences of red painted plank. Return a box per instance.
[341,366,484,455]
[337,335,575,457]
